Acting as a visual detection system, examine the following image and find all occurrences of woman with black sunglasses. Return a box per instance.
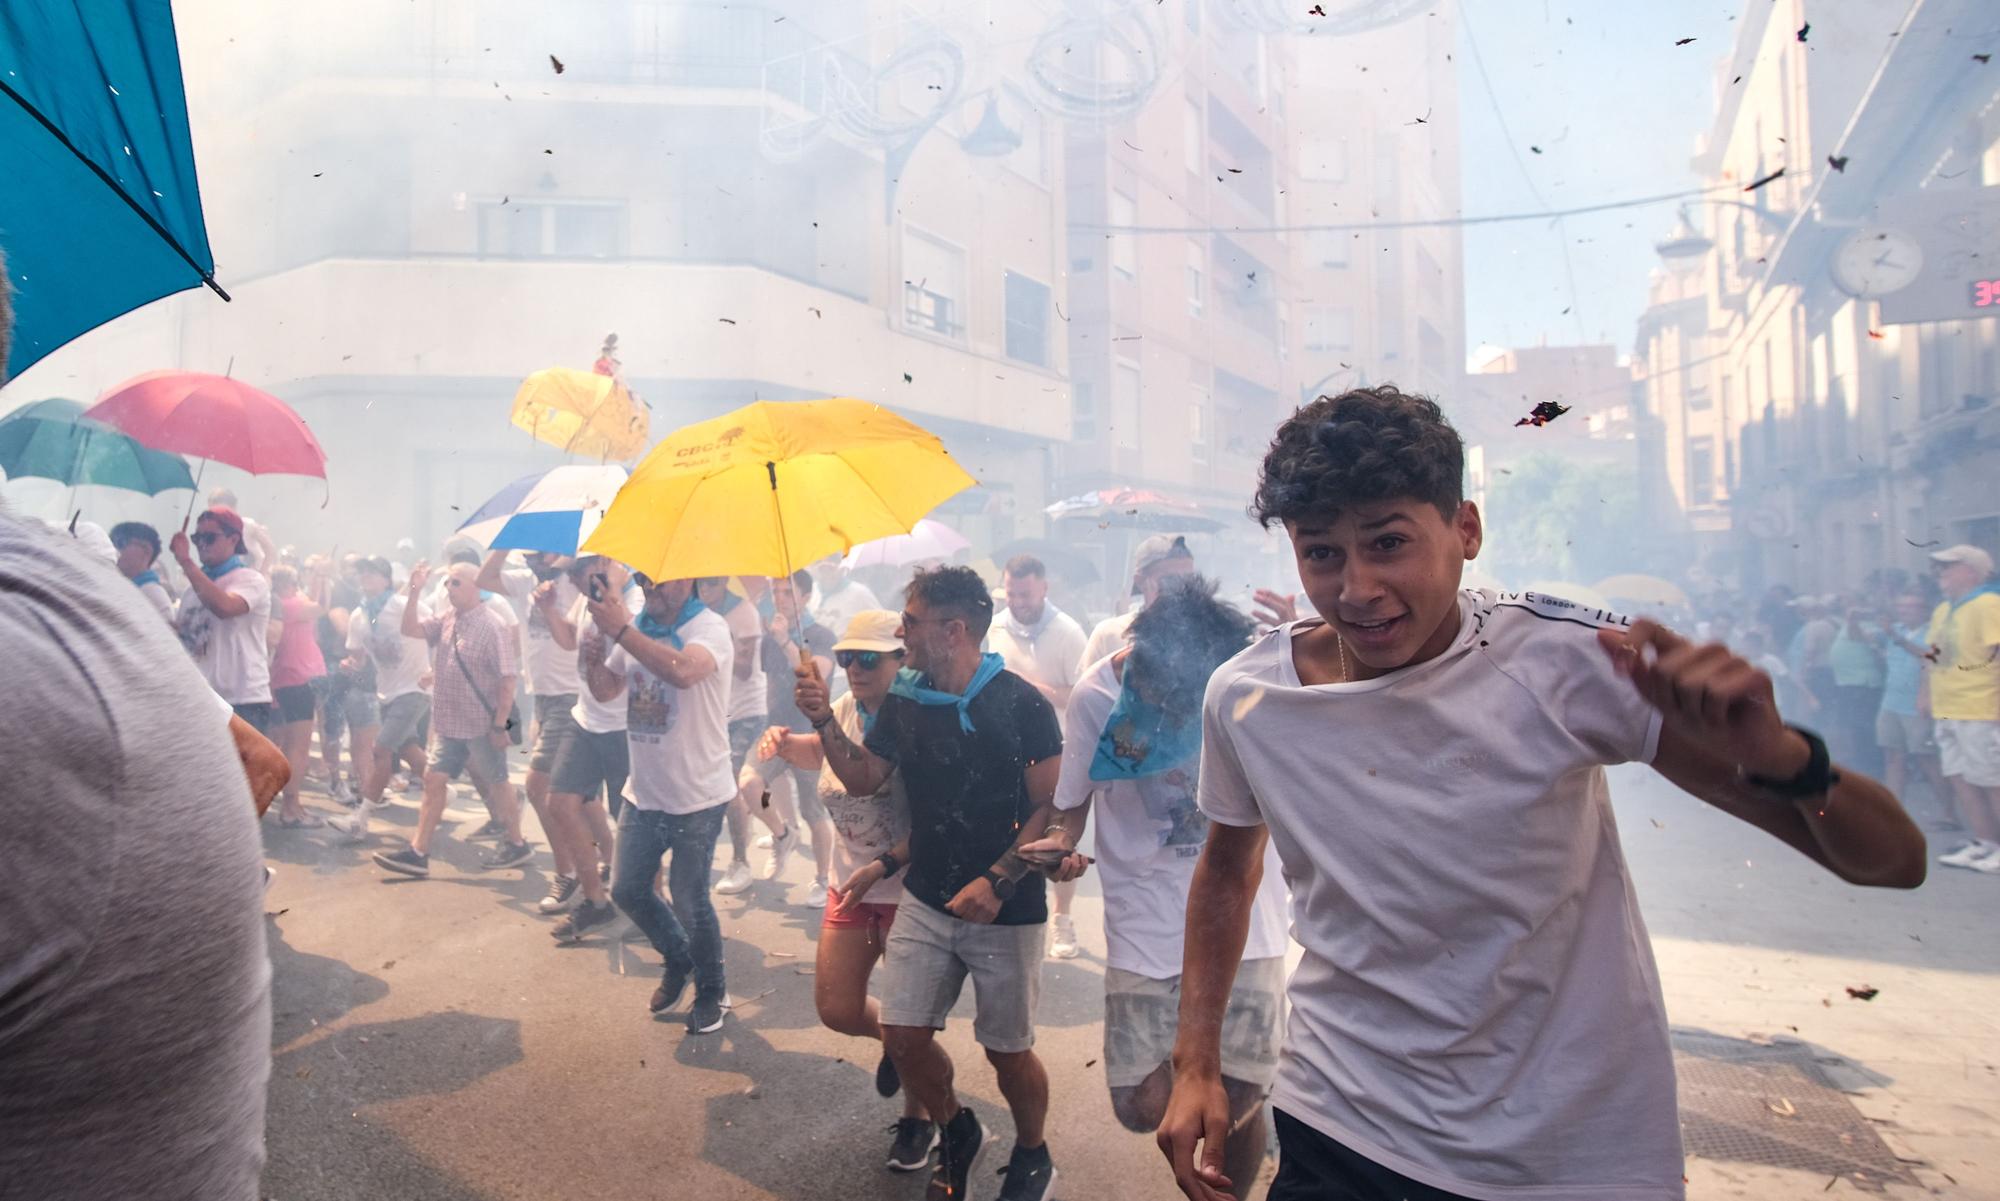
[756,609,935,1172]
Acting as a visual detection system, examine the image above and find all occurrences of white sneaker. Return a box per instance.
[1969,847,2000,874]
[715,860,755,895]
[1938,839,1998,869]
[762,826,800,881]
[327,809,368,843]
[755,832,774,851]
[330,780,356,806]
[1049,913,1079,959]
[803,878,829,908]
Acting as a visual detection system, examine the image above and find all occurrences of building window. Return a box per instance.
[1003,270,1051,368]
[1183,96,1203,173]
[1109,190,1137,278]
[902,227,966,339]
[1300,135,1348,182]
[1688,437,1716,506]
[1303,306,1352,351]
[1113,360,1141,450]
[1003,84,1046,185]
[1305,229,1349,268]
[1073,380,1097,441]
[1190,386,1209,464]
[1186,240,1206,317]
[478,200,626,259]
[1687,387,1713,412]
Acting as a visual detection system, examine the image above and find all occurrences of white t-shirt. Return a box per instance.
[137,579,175,625]
[1055,656,1287,979]
[1198,589,1677,1201]
[349,594,431,703]
[175,566,273,705]
[817,693,910,905]
[1080,609,1137,676]
[604,609,735,813]
[812,578,881,637]
[989,601,1088,695]
[721,598,769,723]
[499,563,583,698]
[568,588,643,734]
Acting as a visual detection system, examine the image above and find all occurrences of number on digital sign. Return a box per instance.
[1974,279,2000,308]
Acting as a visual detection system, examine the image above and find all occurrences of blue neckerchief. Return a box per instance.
[859,698,880,737]
[131,569,161,589]
[713,591,742,615]
[480,589,498,603]
[1090,670,1202,781]
[755,592,776,622]
[361,590,391,621]
[1949,583,2000,613]
[201,553,247,581]
[636,595,706,650]
[889,653,1005,734]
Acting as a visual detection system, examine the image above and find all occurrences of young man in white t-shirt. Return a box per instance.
[1045,576,1289,1193]
[170,507,275,733]
[1158,387,1927,1201]
[584,573,737,1036]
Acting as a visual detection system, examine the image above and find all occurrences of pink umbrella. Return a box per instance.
[85,371,327,479]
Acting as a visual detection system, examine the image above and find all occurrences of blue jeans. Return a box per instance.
[613,802,729,1001]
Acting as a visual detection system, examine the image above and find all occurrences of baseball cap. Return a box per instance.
[1130,534,1193,592]
[833,609,904,654]
[1930,544,1994,577]
[199,505,245,537]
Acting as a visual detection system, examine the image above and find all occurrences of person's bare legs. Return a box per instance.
[411,769,452,855]
[320,713,344,787]
[524,767,574,876]
[986,1047,1050,1149]
[549,792,605,902]
[883,1025,958,1127]
[581,796,615,871]
[817,926,927,1119]
[1950,777,2000,841]
[1915,751,1949,814]
[276,719,314,820]
[347,723,378,800]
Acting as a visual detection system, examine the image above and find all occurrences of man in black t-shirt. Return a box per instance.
[800,566,1085,1201]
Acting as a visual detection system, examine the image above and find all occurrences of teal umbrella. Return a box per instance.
[0,397,196,494]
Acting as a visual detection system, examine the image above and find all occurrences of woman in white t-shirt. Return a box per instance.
[759,610,933,1165]
[170,507,274,730]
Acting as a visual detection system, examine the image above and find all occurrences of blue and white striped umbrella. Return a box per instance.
[457,464,628,554]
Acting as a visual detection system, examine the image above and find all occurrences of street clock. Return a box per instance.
[1831,228,1924,298]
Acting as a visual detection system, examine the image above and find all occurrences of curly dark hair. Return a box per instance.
[904,564,995,641]
[1251,385,1463,528]
[1126,575,1255,722]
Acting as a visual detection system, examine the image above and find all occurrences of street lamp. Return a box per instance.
[1653,200,1794,272]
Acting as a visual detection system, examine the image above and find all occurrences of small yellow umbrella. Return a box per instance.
[510,367,650,461]
[582,397,976,584]
[1593,573,1689,609]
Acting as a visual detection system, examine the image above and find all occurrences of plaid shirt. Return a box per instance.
[421,603,518,739]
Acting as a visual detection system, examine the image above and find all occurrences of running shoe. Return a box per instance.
[803,878,829,909]
[994,1143,1057,1201]
[1048,914,1079,960]
[887,1117,938,1172]
[651,963,692,1014]
[551,900,618,942]
[467,818,508,841]
[539,875,581,913]
[373,847,431,878]
[686,994,727,1035]
[762,825,800,881]
[481,840,534,870]
[1938,839,1999,869]
[927,1107,984,1201]
[715,860,755,895]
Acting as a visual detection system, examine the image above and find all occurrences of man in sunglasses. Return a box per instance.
[170,507,277,734]
[797,566,1084,1201]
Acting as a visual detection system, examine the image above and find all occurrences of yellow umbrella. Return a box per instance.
[1593,573,1689,609]
[582,397,976,583]
[510,367,650,461]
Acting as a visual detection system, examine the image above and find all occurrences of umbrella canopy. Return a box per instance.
[458,464,629,555]
[1,4,227,381]
[584,398,975,582]
[510,368,650,462]
[1045,486,1224,533]
[0,397,194,494]
[1593,573,1689,609]
[85,371,327,478]
[842,518,969,570]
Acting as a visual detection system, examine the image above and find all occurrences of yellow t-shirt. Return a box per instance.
[1926,592,2000,720]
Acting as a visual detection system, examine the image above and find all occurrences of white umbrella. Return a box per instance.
[842,518,969,569]
[458,464,628,554]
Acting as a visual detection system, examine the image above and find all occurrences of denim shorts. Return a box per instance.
[429,732,507,783]
[529,693,582,773]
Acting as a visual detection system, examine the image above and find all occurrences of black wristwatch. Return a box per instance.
[982,869,1017,901]
[875,851,901,877]
[1743,725,1840,799]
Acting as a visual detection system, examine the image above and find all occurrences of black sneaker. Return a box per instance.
[686,995,726,1035]
[875,1049,902,1098]
[538,874,580,913]
[551,900,617,943]
[887,1117,938,1172]
[373,847,430,878]
[927,1107,983,1201]
[480,840,534,870]
[650,963,691,1014]
[467,818,507,840]
[994,1144,1057,1201]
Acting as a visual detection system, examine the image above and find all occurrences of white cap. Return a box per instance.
[1930,544,1994,578]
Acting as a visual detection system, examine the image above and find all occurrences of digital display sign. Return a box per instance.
[1973,279,2000,309]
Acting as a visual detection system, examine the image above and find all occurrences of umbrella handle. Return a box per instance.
[182,458,209,530]
[765,458,815,671]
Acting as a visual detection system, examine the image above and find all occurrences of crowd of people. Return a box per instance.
[8,373,1966,1201]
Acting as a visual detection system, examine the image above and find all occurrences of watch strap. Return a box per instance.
[1744,725,1840,798]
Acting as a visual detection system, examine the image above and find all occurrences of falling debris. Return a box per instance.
[1768,1097,1798,1117]
[1744,167,1786,192]
[1905,538,1941,548]
[1845,986,1879,1002]
[1308,4,1326,14]
[1675,37,1697,46]
[1975,53,1992,64]
[1827,155,1849,173]
[543,148,553,155]
[1530,145,1543,154]
[1867,329,1885,340]
[1408,108,1431,125]
[549,54,565,74]
[1796,22,1810,42]
[902,372,913,383]
[1514,401,1571,428]
[718,317,737,325]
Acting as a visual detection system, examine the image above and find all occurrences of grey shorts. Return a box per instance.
[331,685,380,735]
[429,732,507,783]
[379,692,430,752]
[1875,710,1934,755]
[728,715,767,771]
[530,693,582,773]
[877,896,1045,1053]
[551,727,628,804]
[1103,956,1287,1090]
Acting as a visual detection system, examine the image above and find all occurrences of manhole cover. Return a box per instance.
[1673,1030,1919,1193]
